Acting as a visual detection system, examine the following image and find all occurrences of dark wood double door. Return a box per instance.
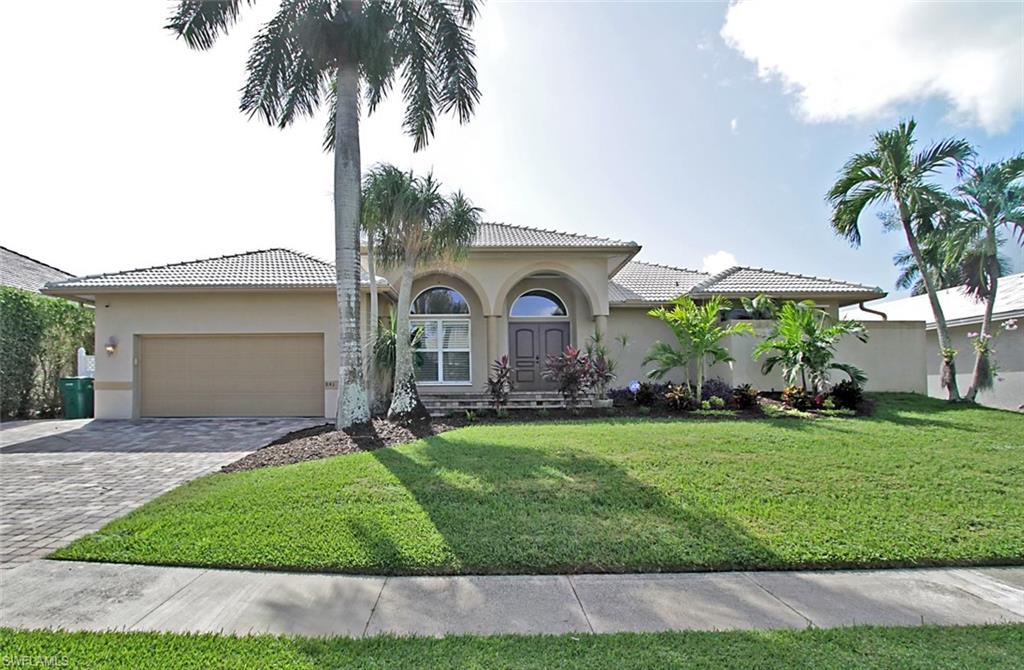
[509,322,570,391]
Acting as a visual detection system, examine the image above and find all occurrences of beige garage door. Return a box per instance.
[140,334,324,417]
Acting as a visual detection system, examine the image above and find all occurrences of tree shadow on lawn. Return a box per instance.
[371,434,780,574]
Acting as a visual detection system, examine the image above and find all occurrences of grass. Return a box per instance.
[53,394,1024,574]
[3,625,1023,670]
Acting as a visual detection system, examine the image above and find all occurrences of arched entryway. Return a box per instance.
[507,288,572,391]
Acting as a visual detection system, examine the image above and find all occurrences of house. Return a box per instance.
[1,246,74,293]
[843,273,1023,411]
[43,223,927,419]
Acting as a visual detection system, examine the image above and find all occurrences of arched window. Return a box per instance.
[411,286,470,315]
[410,287,471,384]
[510,289,568,318]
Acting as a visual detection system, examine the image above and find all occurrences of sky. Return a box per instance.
[2,1,1022,297]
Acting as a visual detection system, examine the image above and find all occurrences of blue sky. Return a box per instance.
[2,1,1021,296]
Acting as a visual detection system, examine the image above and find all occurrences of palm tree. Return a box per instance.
[645,296,754,393]
[944,155,1024,400]
[827,119,973,400]
[362,164,413,412]
[165,1,481,428]
[368,168,482,421]
[881,205,962,296]
[753,301,868,392]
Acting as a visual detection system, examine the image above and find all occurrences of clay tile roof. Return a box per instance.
[45,249,385,291]
[608,261,709,303]
[1,246,73,293]
[690,266,883,297]
[473,222,637,248]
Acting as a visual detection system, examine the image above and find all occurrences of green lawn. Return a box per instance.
[54,394,1024,574]
[3,625,1023,670]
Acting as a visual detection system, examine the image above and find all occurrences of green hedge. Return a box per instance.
[0,287,94,419]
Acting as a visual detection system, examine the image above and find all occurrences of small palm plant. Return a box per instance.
[752,301,869,393]
[644,296,754,394]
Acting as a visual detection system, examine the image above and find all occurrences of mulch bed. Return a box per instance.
[221,418,458,473]
[223,399,869,473]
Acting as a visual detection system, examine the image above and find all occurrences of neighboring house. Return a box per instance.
[844,273,1024,411]
[44,223,926,419]
[1,246,73,293]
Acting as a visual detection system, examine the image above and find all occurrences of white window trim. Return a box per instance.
[509,289,571,320]
[411,316,472,386]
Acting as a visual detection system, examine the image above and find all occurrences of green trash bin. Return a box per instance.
[59,377,95,419]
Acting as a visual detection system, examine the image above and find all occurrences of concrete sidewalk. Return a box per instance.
[2,561,1021,637]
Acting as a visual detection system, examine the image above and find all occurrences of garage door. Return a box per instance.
[140,334,324,417]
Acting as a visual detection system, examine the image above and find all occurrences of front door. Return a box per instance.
[509,322,570,391]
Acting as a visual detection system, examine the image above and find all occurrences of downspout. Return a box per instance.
[858,301,887,321]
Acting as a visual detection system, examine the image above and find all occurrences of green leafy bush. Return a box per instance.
[0,288,45,417]
[707,395,726,410]
[0,287,93,419]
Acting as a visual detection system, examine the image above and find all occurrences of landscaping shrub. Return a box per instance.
[781,385,813,411]
[830,379,864,410]
[543,346,592,408]
[607,387,632,406]
[0,287,93,419]
[486,355,514,411]
[706,395,726,410]
[0,288,45,418]
[664,383,697,411]
[701,377,733,404]
[733,384,759,410]
[634,381,659,407]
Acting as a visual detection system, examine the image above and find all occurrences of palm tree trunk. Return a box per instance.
[365,235,379,412]
[388,250,427,421]
[898,203,960,400]
[695,355,704,400]
[333,62,370,429]
[965,272,998,401]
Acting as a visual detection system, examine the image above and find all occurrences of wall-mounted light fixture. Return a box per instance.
[104,336,118,355]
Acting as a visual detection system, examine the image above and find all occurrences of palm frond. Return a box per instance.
[166,0,250,50]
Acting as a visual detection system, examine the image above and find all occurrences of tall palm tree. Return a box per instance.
[944,155,1024,400]
[166,1,481,428]
[827,119,973,400]
[645,296,754,393]
[368,168,482,421]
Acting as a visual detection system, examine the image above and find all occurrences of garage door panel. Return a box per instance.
[140,334,324,417]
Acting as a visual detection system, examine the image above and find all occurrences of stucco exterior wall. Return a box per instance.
[606,307,695,385]
[92,291,337,419]
[607,310,927,394]
[927,323,1022,411]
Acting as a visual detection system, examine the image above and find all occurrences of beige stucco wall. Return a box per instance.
[92,291,337,419]
[379,250,613,318]
[926,322,1022,411]
[607,309,926,394]
[606,307,695,385]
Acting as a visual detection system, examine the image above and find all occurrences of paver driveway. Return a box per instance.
[0,418,317,569]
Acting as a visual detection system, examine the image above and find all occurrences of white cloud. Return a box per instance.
[721,0,1023,133]
[729,117,738,134]
[702,250,737,274]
